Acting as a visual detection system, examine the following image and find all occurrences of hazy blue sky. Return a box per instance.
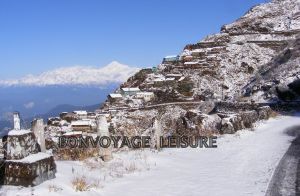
[0,0,266,79]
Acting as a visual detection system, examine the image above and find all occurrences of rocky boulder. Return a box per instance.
[221,114,242,134]
[220,110,260,134]
[239,110,259,128]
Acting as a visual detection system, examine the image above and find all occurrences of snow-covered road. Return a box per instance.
[100,115,300,196]
[1,115,300,196]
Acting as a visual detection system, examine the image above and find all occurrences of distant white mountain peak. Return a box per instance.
[0,61,140,87]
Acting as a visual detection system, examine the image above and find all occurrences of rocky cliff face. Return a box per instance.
[244,35,300,101]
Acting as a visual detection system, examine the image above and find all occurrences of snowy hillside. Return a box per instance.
[116,0,300,102]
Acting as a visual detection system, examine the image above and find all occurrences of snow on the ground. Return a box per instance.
[1,115,300,196]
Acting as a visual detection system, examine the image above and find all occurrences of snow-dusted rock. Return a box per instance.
[201,114,222,133]
[240,110,259,128]
[4,153,56,186]
[257,106,272,120]
[221,116,237,134]
[220,110,259,134]
[5,130,39,160]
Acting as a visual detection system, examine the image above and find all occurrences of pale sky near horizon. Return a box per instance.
[0,0,266,79]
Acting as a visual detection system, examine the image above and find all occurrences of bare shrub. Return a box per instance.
[72,176,90,192]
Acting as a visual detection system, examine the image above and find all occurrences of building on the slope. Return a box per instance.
[163,55,179,63]
[153,77,176,86]
[63,131,83,137]
[165,73,183,80]
[71,119,95,132]
[59,112,68,119]
[60,112,78,122]
[87,112,97,119]
[73,110,88,119]
[108,93,123,102]
[135,92,155,102]
[121,87,141,96]
[47,117,61,126]
[152,67,158,73]
[182,55,194,62]
[183,61,206,69]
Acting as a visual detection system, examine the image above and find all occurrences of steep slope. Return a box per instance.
[179,0,300,101]
[102,0,300,138]
[120,0,300,102]
[243,35,300,101]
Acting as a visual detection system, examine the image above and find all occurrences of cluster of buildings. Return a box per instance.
[47,110,111,136]
[104,54,191,110]
[107,87,155,108]
[160,44,224,71]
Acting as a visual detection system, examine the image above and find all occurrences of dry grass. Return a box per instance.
[72,176,90,192]
[55,148,99,161]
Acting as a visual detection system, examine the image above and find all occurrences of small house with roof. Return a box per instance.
[135,92,155,102]
[73,111,88,119]
[121,87,141,96]
[71,119,95,132]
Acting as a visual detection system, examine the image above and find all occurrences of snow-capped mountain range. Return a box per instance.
[0,61,139,131]
[0,61,140,87]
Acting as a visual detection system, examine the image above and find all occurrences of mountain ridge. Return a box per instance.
[0,61,140,87]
